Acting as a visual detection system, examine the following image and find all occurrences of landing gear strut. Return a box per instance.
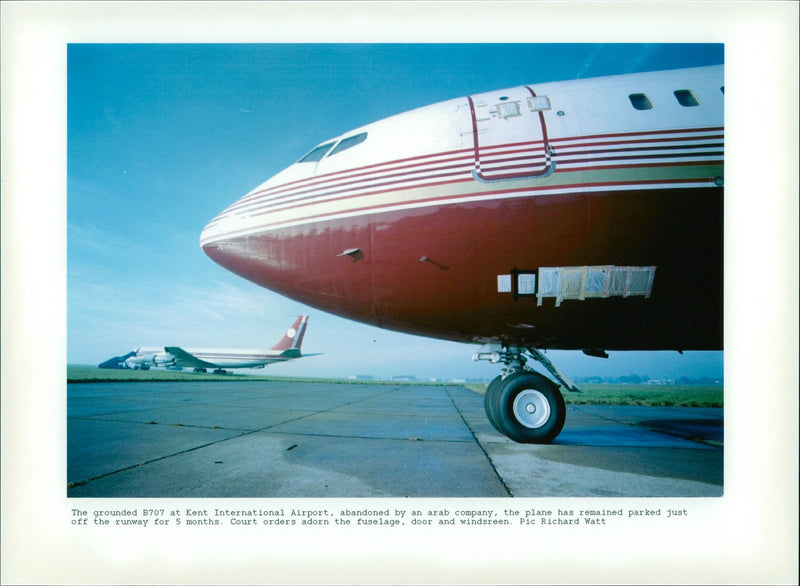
[474,345,580,444]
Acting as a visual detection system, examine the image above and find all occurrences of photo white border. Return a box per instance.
[2,2,798,584]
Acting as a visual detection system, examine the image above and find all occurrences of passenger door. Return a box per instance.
[467,86,554,181]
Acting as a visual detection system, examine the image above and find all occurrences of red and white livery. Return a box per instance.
[201,66,723,442]
[101,316,310,374]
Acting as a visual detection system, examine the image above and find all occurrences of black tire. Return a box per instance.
[483,375,505,433]
[493,372,566,443]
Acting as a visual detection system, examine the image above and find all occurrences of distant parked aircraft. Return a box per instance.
[99,316,310,374]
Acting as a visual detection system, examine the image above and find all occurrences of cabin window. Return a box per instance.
[629,93,653,110]
[674,89,700,107]
[328,132,368,156]
[298,142,335,163]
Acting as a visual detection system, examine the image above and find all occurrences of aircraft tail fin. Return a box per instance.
[270,316,309,354]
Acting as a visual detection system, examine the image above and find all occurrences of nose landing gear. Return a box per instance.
[485,371,566,443]
[475,346,580,443]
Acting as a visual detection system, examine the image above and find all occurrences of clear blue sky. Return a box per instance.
[67,43,724,381]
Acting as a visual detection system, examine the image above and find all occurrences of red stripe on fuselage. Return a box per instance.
[233,176,713,236]
[229,128,722,215]
[238,147,476,204]
[202,127,723,245]
[242,126,723,202]
[232,150,721,219]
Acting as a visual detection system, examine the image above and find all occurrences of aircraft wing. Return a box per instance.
[164,347,216,369]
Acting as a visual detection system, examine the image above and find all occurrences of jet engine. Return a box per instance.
[126,352,176,369]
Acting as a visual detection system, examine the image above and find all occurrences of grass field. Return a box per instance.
[68,366,279,383]
[68,366,723,407]
[465,382,722,407]
[464,382,722,408]
[563,384,722,407]
[66,366,446,386]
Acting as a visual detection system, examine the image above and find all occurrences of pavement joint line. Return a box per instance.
[68,382,725,496]
[445,386,514,497]
[640,427,724,448]
[67,430,254,490]
[69,415,258,433]
[68,385,412,490]
[264,430,475,444]
[569,405,724,449]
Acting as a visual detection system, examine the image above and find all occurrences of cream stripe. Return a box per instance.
[200,177,718,246]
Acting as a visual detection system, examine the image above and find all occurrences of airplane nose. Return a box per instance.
[200,210,231,249]
[200,175,377,326]
[200,190,305,294]
[200,208,251,275]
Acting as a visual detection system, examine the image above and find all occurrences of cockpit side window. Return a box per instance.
[328,132,368,157]
[298,142,335,163]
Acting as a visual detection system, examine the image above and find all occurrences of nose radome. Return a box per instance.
[199,215,216,245]
[199,161,307,253]
[200,193,254,249]
[199,211,229,249]
[199,207,251,271]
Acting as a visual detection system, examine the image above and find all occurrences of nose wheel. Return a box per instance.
[485,371,566,443]
[476,345,577,443]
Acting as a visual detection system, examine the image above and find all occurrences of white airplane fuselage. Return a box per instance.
[118,316,308,371]
[201,66,723,352]
[127,348,293,369]
[200,66,723,443]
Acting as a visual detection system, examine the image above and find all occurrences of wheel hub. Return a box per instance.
[513,389,551,429]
